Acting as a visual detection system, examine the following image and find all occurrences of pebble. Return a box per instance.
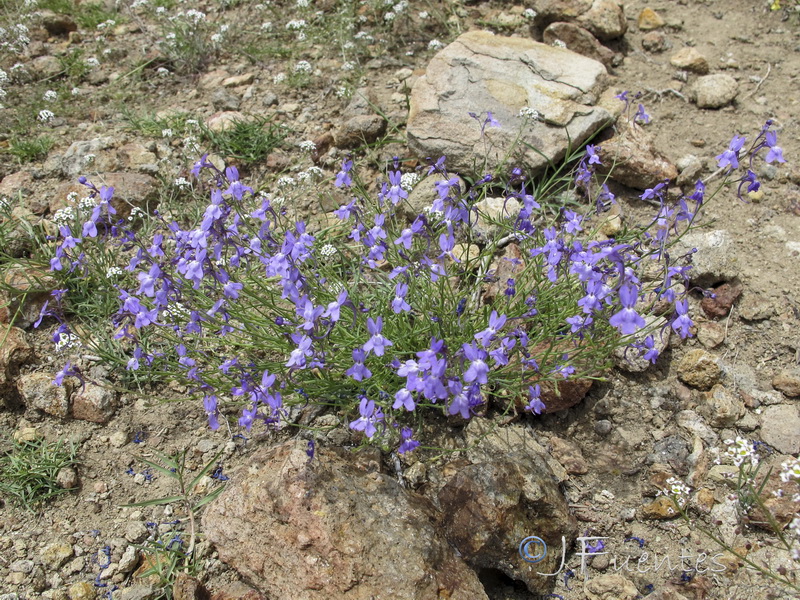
[698,384,745,428]
[691,73,738,109]
[124,521,149,544]
[56,467,79,489]
[677,349,722,390]
[109,431,129,448]
[196,438,216,454]
[738,293,776,321]
[759,404,800,454]
[641,495,679,519]
[772,367,800,397]
[9,559,34,573]
[40,541,74,570]
[67,581,96,600]
[641,31,670,52]
[700,281,742,318]
[670,47,709,74]
[594,420,613,435]
[697,321,726,348]
[584,573,639,600]
[638,7,665,30]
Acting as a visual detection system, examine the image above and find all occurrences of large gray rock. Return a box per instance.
[407,31,620,177]
[60,138,119,178]
[203,439,488,600]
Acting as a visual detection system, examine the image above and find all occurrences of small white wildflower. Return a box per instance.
[298,140,317,152]
[0,197,9,211]
[428,39,444,51]
[23,0,38,7]
[185,9,206,24]
[418,11,429,19]
[335,86,350,98]
[78,197,96,212]
[96,19,116,30]
[781,457,800,483]
[10,63,26,73]
[174,177,191,188]
[129,207,146,221]
[286,19,306,30]
[273,72,286,85]
[86,57,100,67]
[55,332,79,352]
[384,11,396,21]
[155,6,165,14]
[260,21,273,31]
[210,33,222,44]
[276,176,296,187]
[0,69,7,83]
[343,41,355,50]
[0,89,6,99]
[342,61,356,71]
[319,243,337,258]
[523,8,537,19]
[83,153,96,164]
[157,67,171,77]
[186,119,199,127]
[53,207,76,226]
[400,172,420,191]
[66,192,78,203]
[183,137,200,154]
[106,266,124,279]
[519,106,539,120]
[271,196,286,207]
[71,87,80,96]
[724,436,758,468]
[296,31,307,41]
[37,109,55,123]
[305,166,323,178]
[296,0,309,6]
[162,128,173,138]
[294,60,312,74]
[219,24,230,34]
[552,39,567,49]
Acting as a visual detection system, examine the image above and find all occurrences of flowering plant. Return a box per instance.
[39,115,784,454]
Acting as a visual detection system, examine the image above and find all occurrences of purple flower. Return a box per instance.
[387,170,408,205]
[608,283,645,335]
[349,397,383,438]
[394,217,423,250]
[525,384,546,415]
[716,135,746,170]
[334,198,357,220]
[462,342,489,385]
[286,335,313,368]
[239,404,258,431]
[398,427,420,454]
[223,281,243,299]
[393,388,416,411]
[346,348,372,382]
[764,131,785,164]
[204,395,219,430]
[671,299,693,339]
[391,283,411,313]
[585,145,601,165]
[363,317,393,357]
[447,380,471,419]
[642,335,660,364]
[474,310,507,347]
[323,289,349,323]
[634,103,651,125]
[334,159,353,188]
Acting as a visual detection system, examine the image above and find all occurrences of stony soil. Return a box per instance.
[1,1,799,600]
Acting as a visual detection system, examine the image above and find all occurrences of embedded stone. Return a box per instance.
[698,384,744,428]
[759,404,800,454]
[700,280,742,318]
[333,115,386,149]
[677,349,722,390]
[0,325,33,409]
[773,367,800,397]
[638,8,665,30]
[543,21,615,67]
[408,30,620,178]
[642,31,670,53]
[670,47,709,74]
[18,372,71,418]
[60,138,119,178]
[53,172,159,221]
[473,196,521,242]
[203,439,488,600]
[584,573,640,600]
[71,383,118,423]
[641,495,679,519]
[692,74,738,109]
[596,116,678,189]
[40,542,74,570]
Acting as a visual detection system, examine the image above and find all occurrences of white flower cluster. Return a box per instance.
[129,207,147,221]
[43,90,58,102]
[342,61,356,72]
[273,73,287,85]
[552,39,567,49]
[297,167,323,182]
[38,110,55,123]
[78,196,96,213]
[55,332,79,352]
[428,39,444,51]
[96,19,116,31]
[780,457,800,483]
[0,197,9,212]
[298,140,317,152]
[286,19,306,30]
[174,177,191,188]
[183,9,206,24]
[519,106,539,120]
[319,243,337,258]
[724,436,758,468]
[400,172,420,192]
[86,57,100,68]
[53,207,75,226]
[294,60,312,74]
[106,266,124,279]
[523,8,537,19]
[0,24,31,53]
[261,21,273,31]
[296,0,309,7]
[165,302,190,321]
[656,476,691,512]
[276,176,296,187]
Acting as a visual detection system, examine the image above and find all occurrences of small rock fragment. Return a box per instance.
[697,321,725,348]
[71,384,117,423]
[677,349,722,390]
[670,47,709,74]
[56,467,79,489]
[40,542,74,570]
[692,74,738,109]
[333,115,386,149]
[543,22,615,67]
[700,280,742,318]
[67,581,96,600]
[698,384,745,428]
[584,573,640,600]
[773,367,800,398]
[641,31,670,53]
[759,404,800,454]
[638,8,665,31]
[598,117,678,189]
[738,293,775,321]
[641,495,680,519]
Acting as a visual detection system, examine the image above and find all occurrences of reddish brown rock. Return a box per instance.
[549,436,589,474]
[543,22,615,67]
[597,117,678,190]
[700,280,742,318]
[71,383,118,423]
[641,31,670,53]
[772,367,800,398]
[334,115,386,149]
[203,439,488,600]
[0,325,34,409]
[438,455,577,595]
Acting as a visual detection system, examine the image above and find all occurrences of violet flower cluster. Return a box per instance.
[41,118,785,454]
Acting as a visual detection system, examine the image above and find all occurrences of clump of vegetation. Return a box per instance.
[0,437,79,509]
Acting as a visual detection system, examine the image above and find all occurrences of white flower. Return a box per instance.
[552,39,567,49]
[157,67,170,77]
[83,154,96,164]
[86,57,100,67]
[276,176,296,187]
[210,33,222,44]
[400,172,420,191]
[342,61,356,71]
[0,69,8,83]
[523,8,537,19]
[384,11,396,21]
[66,192,78,203]
[298,140,316,152]
[162,128,173,138]
[53,207,76,226]
[185,9,206,24]
[319,243,337,258]
[174,177,191,188]
[343,41,354,50]
[273,72,286,84]
[106,267,124,279]
[296,0,309,6]
[286,19,306,30]
[724,436,758,468]
[37,109,55,123]
[71,87,80,96]
[519,106,539,120]
[261,21,273,31]
[781,457,800,483]
[428,39,444,50]
[294,60,312,74]
[418,11,429,19]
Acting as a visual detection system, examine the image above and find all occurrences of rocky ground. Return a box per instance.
[1,1,800,599]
